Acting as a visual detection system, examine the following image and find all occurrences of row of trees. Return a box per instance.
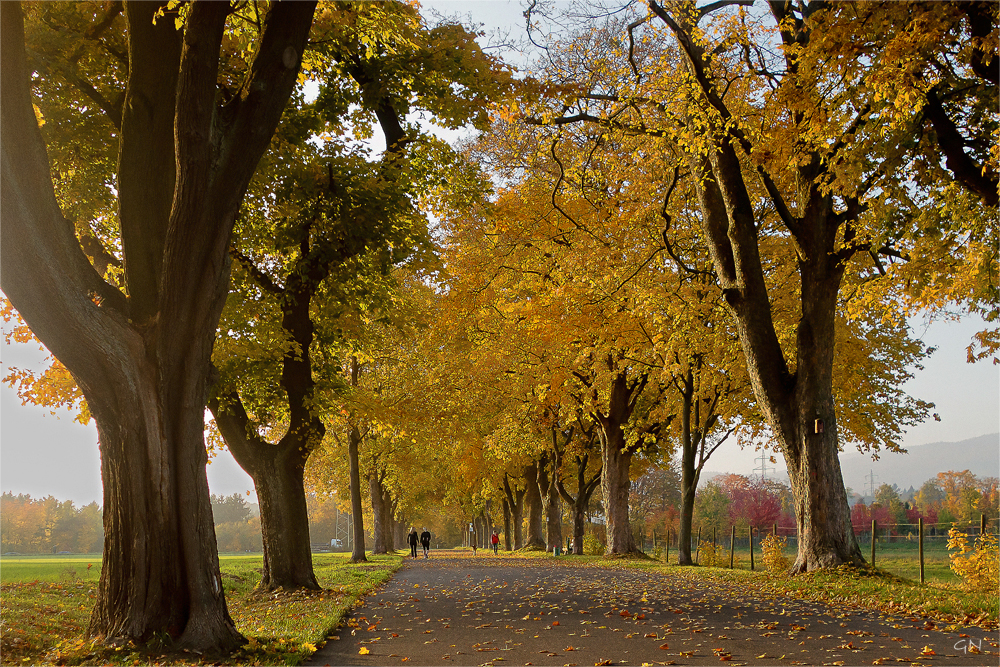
[1,0,995,655]
[0,493,103,554]
[853,471,1000,530]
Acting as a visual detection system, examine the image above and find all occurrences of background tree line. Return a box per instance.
[0,492,102,554]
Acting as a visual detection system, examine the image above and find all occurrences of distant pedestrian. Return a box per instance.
[407,527,418,558]
[420,527,431,558]
[491,529,500,554]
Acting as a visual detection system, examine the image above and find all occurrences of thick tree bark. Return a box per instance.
[210,395,319,590]
[502,498,513,551]
[393,512,407,551]
[0,0,314,651]
[522,463,546,548]
[503,476,525,549]
[552,424,601,555]
[556,453,601,556]
[646,3,867,572]
[593,369,646,555]
[677,450,697,567]
[369,472,391,555]
[537,453,563,548]
[348,426,368,563]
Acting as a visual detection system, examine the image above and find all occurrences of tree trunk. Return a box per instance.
[503,476,525,549]
[594,370,644,555]
[556,452,601,556]
[522,463,546,548]
[210,394,320,590]
[658,7,866,572]
[387,499,398,551]
[537,453,564,549]
[393,514,407,550]
[601,432,636,555]
[348,424,367,563]
[783,263,865,571]
[369,473,390,555]
[502,498,512,551]
[677,374,697,566]
[544,473,563,550]
[0,0,314,652]
[254,450,318,589]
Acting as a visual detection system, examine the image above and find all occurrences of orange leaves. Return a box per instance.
[659,643,670,650]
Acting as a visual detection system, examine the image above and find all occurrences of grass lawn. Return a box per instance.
[635,543,995,629]
[0,554,103,584]
[0,551,403,666]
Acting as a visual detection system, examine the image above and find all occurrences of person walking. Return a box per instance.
[420,527,431,558]
[407,527,418,559]
[491,529,500,554]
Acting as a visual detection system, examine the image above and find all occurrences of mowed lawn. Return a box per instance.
[673,540,959,585]
[0,551,403,666]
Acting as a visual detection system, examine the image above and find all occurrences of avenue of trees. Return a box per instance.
[1,0,995,655]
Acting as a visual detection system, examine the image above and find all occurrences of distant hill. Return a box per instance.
[699,433,999,493]
[839,433,999,494]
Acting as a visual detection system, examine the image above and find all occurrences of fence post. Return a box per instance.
[981,514,987,536]
[665,527,670,564]
[714,526,717,546]
[696,526,702,565]
[730,525,736,569]
[749,526,755,571]
[871,519,876,567]
[918,517,924,584]
[772,524,777,536]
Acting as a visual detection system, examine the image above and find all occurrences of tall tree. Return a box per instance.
[206,0,507,587]
[1,0,314,650]
[514,0,959,571]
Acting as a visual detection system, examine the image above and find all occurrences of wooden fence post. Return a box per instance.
[665,527,670,564]
[918,517,924,584]
[981,514,987,536]
[749,527,755,571]
[696,526,702,564]
[730,525,736,569]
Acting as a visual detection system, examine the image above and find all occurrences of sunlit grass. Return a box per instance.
[0,551,403,666]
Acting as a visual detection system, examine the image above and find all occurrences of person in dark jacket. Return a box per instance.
[407,527,418,558]
[420,527,431,558]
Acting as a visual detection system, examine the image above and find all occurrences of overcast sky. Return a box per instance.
[2,1,998,507]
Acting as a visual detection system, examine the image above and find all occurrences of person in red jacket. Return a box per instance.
[490,529,500,554]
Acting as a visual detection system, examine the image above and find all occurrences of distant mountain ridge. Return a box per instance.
[700,433,999,492]
[838,432,999,493]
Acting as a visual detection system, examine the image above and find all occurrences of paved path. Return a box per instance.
[307,552,996,666]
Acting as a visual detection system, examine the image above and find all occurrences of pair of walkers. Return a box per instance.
[407,527,431,558]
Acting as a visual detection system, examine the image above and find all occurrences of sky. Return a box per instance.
[1,1,998,507]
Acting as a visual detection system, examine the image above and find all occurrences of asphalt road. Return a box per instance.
[307,551,997,666]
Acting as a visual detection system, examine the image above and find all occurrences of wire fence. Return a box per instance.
[644,516,999,584]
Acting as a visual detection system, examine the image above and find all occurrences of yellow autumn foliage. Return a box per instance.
[761,534,790,574]
[947,528,999,592]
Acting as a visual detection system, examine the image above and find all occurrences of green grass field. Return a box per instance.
[0,554,104,584]
[0,551,404,666]
[664,538,959,584]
